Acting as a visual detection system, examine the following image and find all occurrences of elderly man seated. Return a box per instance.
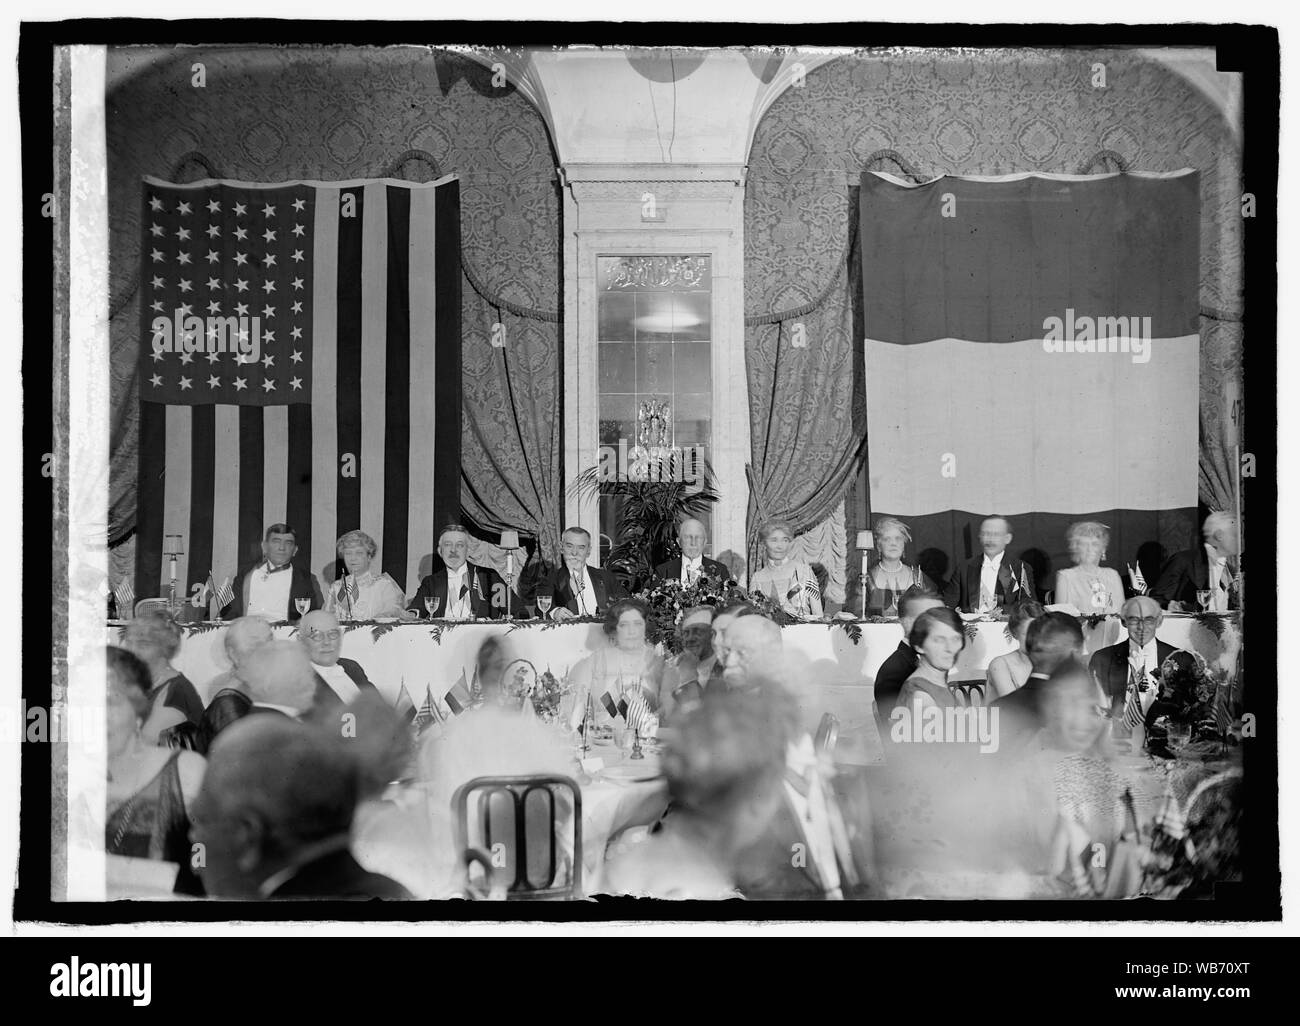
[1150,511,1240,612]
[653,518,731,585]
[196,615,274,754]
[297,610,380,711]
[1088,596,1192,725]
[404,524,507,621]
[191,716,411,899]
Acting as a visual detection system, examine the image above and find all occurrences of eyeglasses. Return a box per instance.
[1122,616,1160,628]
[307,629,343,642]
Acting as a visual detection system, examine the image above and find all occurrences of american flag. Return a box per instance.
[134,176,462,604]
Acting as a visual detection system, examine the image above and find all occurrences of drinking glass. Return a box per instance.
[424,596,441,619]
[294,597,310,616]
[1166,721,1192,755]
[1195,590,1212,613]
[536,593,553,617]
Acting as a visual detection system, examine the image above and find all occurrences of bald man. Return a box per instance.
[297,609,380,711]
[194,616,275,753]
[722,615,786,690]
[1088,596,1193,722]
[654,518,731,586]
[191,716,411,899]
[241,640,320,721]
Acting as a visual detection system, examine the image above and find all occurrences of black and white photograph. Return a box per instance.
[10,7,1289,953]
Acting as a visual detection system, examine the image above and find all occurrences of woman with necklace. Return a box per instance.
[105,647,207,895]
[120,610,205,745]
[748,520,824,619]
[569,598,668,728]
[1053,522,1125,616]
[863,517,936,617]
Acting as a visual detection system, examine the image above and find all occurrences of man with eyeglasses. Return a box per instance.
[1088,596,1191,722]
[298,609,380,713]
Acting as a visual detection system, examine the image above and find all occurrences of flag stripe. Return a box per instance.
[262,404,289,540]
[433,181,462,531]
[186,405,216,602]
[406,185,439,596]
[134,401,166,596]
[285,403,314,577]
[237,405,265,568]
[161,405,192,595]
[310,189,340,585]
[382,185,412,589]
[335,186,364,541]
[211,405,242,587]
[359,183,388,572]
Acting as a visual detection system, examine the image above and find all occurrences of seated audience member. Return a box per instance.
[121,610,205,745]
[985,600,1046,700]
[221,522,323,623]
[873,587,945,715]
[297,609,380,711]
[542,527,627,620]
[197,615,274,754]
[663,606,717,715]
[721,613,787,692]
[405,524,508,621]
[191,716,411,899]
[653,518,731,585]
[240,641,321,724]
[1088,596,1191,725]
[992,611,1086,749]
[943,516,1036,612]
[748,520,823,618]
[1150,511,1240,612]
[105,647,206,895]
[857,517,937,617]
[1053,521,1124,614]
[324,529,406,620]
[568,597,668,727]
[897,607,966,711]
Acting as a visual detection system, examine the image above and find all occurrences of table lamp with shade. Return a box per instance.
[855,530,873,619]
[163,534,185,612]
[500,530,520,619]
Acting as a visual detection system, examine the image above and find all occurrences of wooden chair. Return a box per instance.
[451,774,583,900]
[949,680,987,706]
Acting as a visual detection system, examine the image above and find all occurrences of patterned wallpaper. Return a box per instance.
[104,45,563,572]
[744,49,1243,593]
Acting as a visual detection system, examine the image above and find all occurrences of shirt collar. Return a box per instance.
[982,551,1005,569]
[263,560,292,574]
[1128,637,1158,661]
[312,661,347,677]
[446,563,468,579]
[1204,542,1227,566]
[683,555,703,568]
[256,702,304,718]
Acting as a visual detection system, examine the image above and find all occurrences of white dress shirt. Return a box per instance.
[445,565,471,620]
[569,567,594,616]
[784,735,843,899]
[1205,544,1231,612]
[1127,638,1160,716]
[979,551,1005,611]
[680,556,704,585]
[247,561,294,619]
[313,661,360,704]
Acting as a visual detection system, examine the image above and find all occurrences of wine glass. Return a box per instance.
[424,596,441,619]
[1166,721,1192,756]
[1195,589,1212,613]
[294,597,311,616]
[536,593,553,618]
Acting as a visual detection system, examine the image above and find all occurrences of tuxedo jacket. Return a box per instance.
[266,848,412,900]
[943,554,1036,611]
[652,556,732,584]
[1088,640,1188,720]
[222,562,324,622]
[1150,547,1239,610]
[406,563,508,620]
[542,564,627,618]
[310,658,379,716]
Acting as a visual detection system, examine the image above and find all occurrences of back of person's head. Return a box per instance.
[898,586,943,631]
[1024,611,1085,676]
[106,646,152,718]
[241,640,317,712]
[1007,600,1047,637]
[225,615,274,666]
[336,691,409,800]
[197,716,360,895]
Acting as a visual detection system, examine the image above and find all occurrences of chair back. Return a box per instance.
[158,721,202,752]
[133,598,173,619]
[949,680,987,706]
[814,712,839,756]
[451,774,583,900]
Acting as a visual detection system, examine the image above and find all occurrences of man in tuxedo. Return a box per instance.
[992,611,1085,751]
[873,586,945,718]
[404,524,508,621]
[653,518,731,585]
[1150,512,1240,612]
[1088,596,1191,723]
[192,716,411,900]
[297,610,380,716]
[222,522,323,623]
[544,527,627,620]
[943,516,1036,612]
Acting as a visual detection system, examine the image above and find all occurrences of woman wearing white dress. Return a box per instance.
[1053,522,1124,615]
[568,598,668,729]
[324,529,406,620]
[748,520,823,619]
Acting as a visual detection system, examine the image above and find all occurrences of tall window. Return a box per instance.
[596,255,712,563]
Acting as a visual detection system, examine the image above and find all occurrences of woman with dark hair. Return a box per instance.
[986,601,1046,699]
[897,606,967,711]
[120,610,204,745]
[105,647,206,895]
[568,597,668,727]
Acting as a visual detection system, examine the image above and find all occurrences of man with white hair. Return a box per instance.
[1088,596,1191,722]
[241,641,321,722]
[1150,512,1240,611]
[196,615,275,753]
[653,518,731,585]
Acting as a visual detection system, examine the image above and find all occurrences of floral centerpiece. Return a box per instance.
[499,658,572,724]
[633,571,805,655]
[1150,650,1229,737]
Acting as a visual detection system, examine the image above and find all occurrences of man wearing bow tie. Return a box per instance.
[942,516,1036,612]
[404,525,508,621]
[222,523,323,623]
[1150,512,1240,612]
[1088,596,1192,724]
[653,518,731,586]
[542,527,627,620]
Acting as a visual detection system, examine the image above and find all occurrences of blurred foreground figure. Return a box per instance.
[191,716,411,899]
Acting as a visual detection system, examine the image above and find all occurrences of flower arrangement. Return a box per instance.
[498,658,572,724]
[632,571,805,655]
[1155,650,1226,731]
[531,668,571,724]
